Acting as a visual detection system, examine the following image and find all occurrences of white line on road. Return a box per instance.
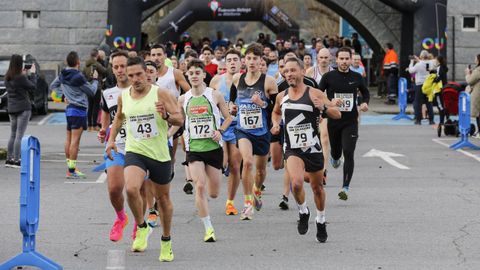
[96,172,107,183]
[37,114,54,125]
[55,153,102,157]
[363,148,410,169]
[64,181,103,184]
[432,138,480,163]
[42,159,92,163]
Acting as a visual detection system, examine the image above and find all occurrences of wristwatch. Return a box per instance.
[218,128,225,135]
[163,112,170,120]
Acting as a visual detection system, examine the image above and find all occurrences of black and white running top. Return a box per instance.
[281,87,322,154]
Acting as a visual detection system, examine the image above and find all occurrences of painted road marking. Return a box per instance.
[432,138,480,163]
[37,114,54,125]
[363,148,410,169]
[96,172,107,183]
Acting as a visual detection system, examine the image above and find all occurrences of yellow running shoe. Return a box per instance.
[131,226,152,252]
[225,202,238,216]
[159,239,174,262]
[204,227,216,242]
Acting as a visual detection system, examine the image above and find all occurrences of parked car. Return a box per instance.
[0,54,49,115]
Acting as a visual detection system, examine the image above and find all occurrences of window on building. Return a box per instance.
[23,11,40,29]
[462,15,478,31]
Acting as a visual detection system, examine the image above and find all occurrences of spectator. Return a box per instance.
[267,50,279,77]
[383,43,399,104]
[433,55,448,133]
[466,54,480,136]
[275,40,284,53]
[309,40,323,65]
[350,54,366,77]
[343,38,352,48]
[5,54,37,168]
[327,38,338,67]
[201,46,217,77]
[352,33,362,56]
[83,48,107,131]
[127,50,137,58]
[263,45,272,57]
[212,31,228,50]
[409,50,435,125]
[296,39,307,59]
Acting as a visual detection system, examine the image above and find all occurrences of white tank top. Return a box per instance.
[156,67,179,98]
[313,66,333,85]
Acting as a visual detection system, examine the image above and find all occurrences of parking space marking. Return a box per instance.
[432,138,480,163]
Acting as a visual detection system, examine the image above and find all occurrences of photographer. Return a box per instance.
[466,54,480,137]
[4,54,37,168]
[408,50,435,125]
[83,48,107,131]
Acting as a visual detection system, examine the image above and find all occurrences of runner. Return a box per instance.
[210,48,243,215]
[179,59,233,241]
[50,51,98,179]
[106,57,183,261]
[150,44,191,195]
[271,57,341,242]
[318,47,370,201]
[229,43,278,220]
[306,48,334,185]
[97,51,132,242]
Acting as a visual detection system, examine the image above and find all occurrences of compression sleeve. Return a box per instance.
[229,83,238,103]
[268,93,278,113]
[101,94,109,112]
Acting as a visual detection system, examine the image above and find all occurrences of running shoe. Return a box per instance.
[5,159,14,168]
[225,202,238,216]
[66,169,87,179]
[240,201,254,220]
[183,180,193,195]
[204,227,216,242]
[338,187,349,201]
[261,184,266,191]
[147,209,159,228]
[316,222,328,243]
[278,195,289,210]
[159,239,174,262]
[297,207,310,235]
[253,190,263,211]
[223,166,230,177]
[329,156,343,169]
[109,214,128,242]
[131,226,152,252]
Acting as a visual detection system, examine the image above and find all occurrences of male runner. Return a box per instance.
[210,49,243,215]
[318,47,370,201]
[50,51,98,178]
[271,57,341,242]
[97,51,131,242]
[179,59,232,241]
[106,57,183,261]
[229,43,278,220]
[306,48,334,184]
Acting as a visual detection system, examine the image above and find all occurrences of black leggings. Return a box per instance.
[434,92,445,125]
[88,88,101,127]
[328,120,358,188]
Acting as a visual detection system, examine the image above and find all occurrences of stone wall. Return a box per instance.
[0,0,108,72]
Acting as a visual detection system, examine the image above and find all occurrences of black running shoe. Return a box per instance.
[278,195,289,210]
[316,222,328,243]
[11,160,21,169]
[261,184,265,191]
[183,180,193,195]
[297,208,310,235]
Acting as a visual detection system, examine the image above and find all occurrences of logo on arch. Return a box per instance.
[209,0,221,17]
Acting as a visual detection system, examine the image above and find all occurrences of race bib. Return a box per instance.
[335,93,354,112]
[240,107,263,129]
[115,120,127,144]
[129,114,159,140]
[189,116,214,139]
[287,123,315,149]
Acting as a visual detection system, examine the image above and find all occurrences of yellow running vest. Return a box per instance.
[122,85,170,162]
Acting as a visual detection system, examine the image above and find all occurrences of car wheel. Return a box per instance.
[37,93,48,115]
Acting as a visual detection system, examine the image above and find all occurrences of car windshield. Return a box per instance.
[0,60,9,76]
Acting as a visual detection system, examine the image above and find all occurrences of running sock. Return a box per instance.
[298,202,308,214]
[342,186,349,191]
[316,210,326,224]
[201,215,213,230]
[245,195,253,204]
[67,159,77,173]
[161,235,171,241]
[116,209,126,221]
[138,221,147,228]
[226,199,234,206]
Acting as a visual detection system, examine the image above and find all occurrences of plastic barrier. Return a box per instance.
[450,92,480,150]
[392,77,413,120]
[0,136,63,270]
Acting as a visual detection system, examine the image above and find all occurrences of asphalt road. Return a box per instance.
[1,112,480,270]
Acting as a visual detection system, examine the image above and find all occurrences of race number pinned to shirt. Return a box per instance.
[335,93,354,112]
[240,106,263,129]
[116,120,127,144]
[288,123,315,149]
[189,116,214,139]
[129,114,159,140]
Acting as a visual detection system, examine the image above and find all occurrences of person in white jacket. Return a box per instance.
[408,50,435,125]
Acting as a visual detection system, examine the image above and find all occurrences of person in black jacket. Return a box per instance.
[433,55,448,135]
[5,54,37,168]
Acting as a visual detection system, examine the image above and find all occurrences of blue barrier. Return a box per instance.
[450,92,480,150]
[0,136,63,270]
[392,77,413,120]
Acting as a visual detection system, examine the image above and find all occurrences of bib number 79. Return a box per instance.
[294,133,308,144]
